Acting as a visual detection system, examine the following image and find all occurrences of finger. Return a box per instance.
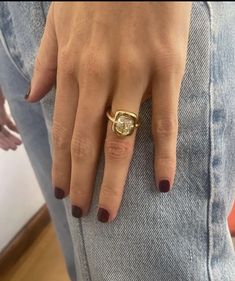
[152,59,185,193]
[69,83,109,218]
[2,132,17,150]
[0,139,9,151]
[0,132,11,150]
[9,134,22,146]
[5,118,19,133]
[2,127,22,146]
[97,56,148,222]
[52,70,79,200]
[7,141,17,150]
[27,3,57,102]
[98,104,140,223]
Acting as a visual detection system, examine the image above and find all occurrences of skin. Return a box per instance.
[27,2,192,222]
[0,89,22,151]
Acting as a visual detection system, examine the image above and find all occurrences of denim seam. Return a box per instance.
[40,2,47,24]
[78,220,92,281]
[205,2,213,281]
[0,30,29,83]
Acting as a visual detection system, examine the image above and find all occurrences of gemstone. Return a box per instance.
[115,114,135,135]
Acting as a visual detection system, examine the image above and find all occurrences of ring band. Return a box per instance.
[106,108,140,137]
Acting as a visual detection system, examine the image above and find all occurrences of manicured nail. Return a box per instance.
[72,205,83,218]
[54,187,65,199]
[24,86,31,100]
[97,208,109,223]
[159,180,170,193]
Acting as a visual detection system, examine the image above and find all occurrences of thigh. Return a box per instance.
[42,2,235,281]
[206,2,235,280]
[0,39,77,281]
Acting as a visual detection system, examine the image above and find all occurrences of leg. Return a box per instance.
[41,2,235,280]
[0,39,77,281]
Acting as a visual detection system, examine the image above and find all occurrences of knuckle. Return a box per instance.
[105,139,133,160]
[71,135,94,160]
[153,117,178,138]
[34,56,49,73]
[119,48,143,75]
[80,49,109,81]
[100,184,122,200]
[70,186,89,198]
[156,157,176,171]
[34,57,42,71]
[58,48,74,75]
[52,121,71,150]
[153,46,186,76]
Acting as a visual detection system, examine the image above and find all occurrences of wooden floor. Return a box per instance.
[1,222,235,281]
[1,223,70,281]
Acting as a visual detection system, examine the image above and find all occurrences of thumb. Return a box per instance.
[26,3,57,103]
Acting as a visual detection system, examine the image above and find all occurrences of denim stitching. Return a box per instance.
[78,220,92,281]
[0,3,29,81]
[205,2,213,280]
[0,31,28,83]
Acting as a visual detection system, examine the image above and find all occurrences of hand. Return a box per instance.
[27,2,192,222]
[0,90,22,151]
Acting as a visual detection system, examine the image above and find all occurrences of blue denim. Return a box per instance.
[0,2,50,81]
[0,40,77,281]
[1,1,235,280]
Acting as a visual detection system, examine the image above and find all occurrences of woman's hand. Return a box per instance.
[0,90,22,151]
[27,2,192,222]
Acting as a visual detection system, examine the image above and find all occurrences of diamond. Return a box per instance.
[115,114,135,136]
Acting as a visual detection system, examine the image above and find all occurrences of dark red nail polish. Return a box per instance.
[159,180,170,193]
[72,205,83,218]
[97,208,109,223]
[54,187,65,199]
[24,86,31,100]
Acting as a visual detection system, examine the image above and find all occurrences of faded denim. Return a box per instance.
[0,23,77,281]
[1,2,235,280]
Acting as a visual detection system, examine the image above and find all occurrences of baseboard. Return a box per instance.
[0,204,50,274]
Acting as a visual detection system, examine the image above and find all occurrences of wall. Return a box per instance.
[0,139,45,252]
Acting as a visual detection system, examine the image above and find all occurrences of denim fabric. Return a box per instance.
[207,3,235,280]
[0,40,77,281]
[0,2,50,81]
[1,1,235,280]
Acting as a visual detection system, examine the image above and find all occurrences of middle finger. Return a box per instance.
[98,52,150,223]
[69,51,113,218]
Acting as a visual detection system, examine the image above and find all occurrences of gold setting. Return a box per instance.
[106,109,140,137]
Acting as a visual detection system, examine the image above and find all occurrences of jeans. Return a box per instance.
[1,1,235,280]
[0,39,77,281]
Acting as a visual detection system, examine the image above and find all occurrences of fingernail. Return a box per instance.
[97,208,109,223]
[24,86,31,100]
[54,187,65,199]
[72,205,83,218]
[158,179,170,193]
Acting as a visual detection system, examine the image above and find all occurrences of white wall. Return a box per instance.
[0,109,45,252]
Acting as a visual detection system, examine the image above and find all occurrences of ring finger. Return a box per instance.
[98,55,150,223]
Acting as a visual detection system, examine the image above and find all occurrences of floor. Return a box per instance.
[1,223,70,281]
[1,223,235,281]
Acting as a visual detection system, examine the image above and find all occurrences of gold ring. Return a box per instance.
[106,108,140,137]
